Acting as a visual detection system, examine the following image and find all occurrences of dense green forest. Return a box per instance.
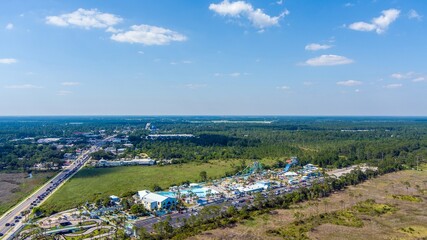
[126,117,427,169]
[1,116,427,171]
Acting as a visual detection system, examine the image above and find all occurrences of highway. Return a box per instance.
[0,143,102,239]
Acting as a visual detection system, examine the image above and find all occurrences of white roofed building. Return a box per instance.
[137,190,177,211]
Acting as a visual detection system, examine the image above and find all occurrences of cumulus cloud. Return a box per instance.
[304,55,353,66]
[5,23,13,30]
[348,9,400,34]
[46,8,122,29]
[209,0,289,29]
[111,24,187,45]
[61,82,80,86]
[391,72,426,82]
[305,43,332,51]
[390,72,415,79]
[408,9,422,20]
[4,84,43,89]
[384,83,403,89]
[336,80,362,86]
[0,58,17,64]
[106,26,121,33]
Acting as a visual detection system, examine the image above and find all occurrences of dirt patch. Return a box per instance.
[190,169,427,240]
[0,171,56,215]
[0,173,28,203]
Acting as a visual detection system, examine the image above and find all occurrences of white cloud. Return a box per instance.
[171,60,193,65]
[4,84,43,89]
[5,23,13,30]
[336,80,362,86]
[390,73,406,79]
[137,51,144,54]
[384,83,402,89]
[304,55,353,66]
[46,8,122,29]
[412,77,426,82]
[106,26,121,33]
[305,43,332,51]
[209,0,289,29]
[391,72,426,82]
[214,72,242,77]
[344,3,355,7]
[276,85,290,90]
[355,89,360,93]
[0,58,17,64]
[61,82,80,86]
[408,9,422,20]
[111,24,187,45]
[392,72,417,80]
[185,84,207,89]
[276,0,283,5]
[57,90,73,96]
[348,9,400,34]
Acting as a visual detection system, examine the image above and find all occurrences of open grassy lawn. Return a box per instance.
[191,165,427,240]
[0,171,57,216]
[41,159,275,214]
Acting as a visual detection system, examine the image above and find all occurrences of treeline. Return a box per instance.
[127,126,426,169]
[0,143,64,170]
[136,159,406,239]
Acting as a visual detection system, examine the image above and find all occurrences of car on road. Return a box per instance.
[10,223,15,226]
[0,232,4,236]
[5,223,10,226]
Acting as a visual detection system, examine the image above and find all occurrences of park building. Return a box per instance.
[137,190,177,211]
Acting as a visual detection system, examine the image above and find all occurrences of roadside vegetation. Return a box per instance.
[133,160,405,239]
[191,165,427,240]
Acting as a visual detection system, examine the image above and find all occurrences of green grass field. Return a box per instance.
[41,159,275,214]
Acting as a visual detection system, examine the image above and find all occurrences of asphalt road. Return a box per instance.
[0,146,99,239]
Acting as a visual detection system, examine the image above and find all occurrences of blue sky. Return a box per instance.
[0,0,426,116]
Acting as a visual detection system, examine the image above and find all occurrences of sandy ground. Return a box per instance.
[190,168,427,240]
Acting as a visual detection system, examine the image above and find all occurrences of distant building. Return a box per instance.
[96,158,156,167]
[137,190,177,211]
[37,138,60,144]
[147,134,194,139]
